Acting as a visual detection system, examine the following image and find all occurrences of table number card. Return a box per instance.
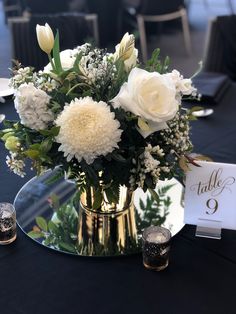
[184,160,236,230]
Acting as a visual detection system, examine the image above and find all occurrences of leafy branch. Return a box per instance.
[136,184,175,232]
[28,197,79,254]
[144,48,170,73]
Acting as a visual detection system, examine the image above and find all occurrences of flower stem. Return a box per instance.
[48,54,56,72]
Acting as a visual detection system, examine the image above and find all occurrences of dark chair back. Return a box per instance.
[87,0,122,45]
[3,0,22,23]
[138,0,185,15]
[22,0,70,14]
[204,15,236,81]
[9,13,92,71]
[9,17,46,69]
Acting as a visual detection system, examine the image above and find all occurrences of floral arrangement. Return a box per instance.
[1,24,198,208]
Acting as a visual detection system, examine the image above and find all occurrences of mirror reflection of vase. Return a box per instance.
[77,186,139,256]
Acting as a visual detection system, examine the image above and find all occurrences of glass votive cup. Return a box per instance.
[0,203,17,245]
[142,226,171,271]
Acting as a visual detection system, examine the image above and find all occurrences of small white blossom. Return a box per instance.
[161,111,192,156]
[37,72,58,92]
[6,153,26,177]
[79,51,111,85]
[10,67,33,88]
[129,144,169,189]
[166,70,197,96]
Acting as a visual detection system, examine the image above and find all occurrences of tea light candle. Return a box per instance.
[142,226,171,271]
[146,232,167,244]
[0,203,17,245]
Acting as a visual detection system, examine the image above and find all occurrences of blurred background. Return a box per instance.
[0,0,235,78]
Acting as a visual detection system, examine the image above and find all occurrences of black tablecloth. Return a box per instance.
[1,84,236,314]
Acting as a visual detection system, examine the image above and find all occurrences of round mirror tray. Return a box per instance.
[14,169,185,257]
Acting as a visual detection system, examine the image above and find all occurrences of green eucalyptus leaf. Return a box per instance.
[28,231,44,239]
[190,106,204,113]
[0,132,14,142]
[1,128,13,134]
[112,152,127,163]
[48,220,58,233]
[105,187,119,204]
[43,237,54,246]
[56,206,65,221]
[24,149,40,159]
[45,170,64,185]
[84,165,99,186]
[36,216,48,232]
[188,115,198,121]
[39,126,60,137]
[3,120,17,128]
[59,242,77,253]
[50,101,62,114]
[39,130,50,136]
[40,139,53,152]
[73,51,83,71]
[29,143,41,150]
[92,188,103,210]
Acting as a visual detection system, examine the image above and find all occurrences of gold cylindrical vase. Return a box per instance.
[77,186,139,256]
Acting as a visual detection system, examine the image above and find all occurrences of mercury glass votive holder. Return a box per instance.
[142,226,171,271]
[0,203,17,245]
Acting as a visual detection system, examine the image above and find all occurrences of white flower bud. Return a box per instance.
[36,23,54,54]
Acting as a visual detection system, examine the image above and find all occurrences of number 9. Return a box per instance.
[206,198,218,215]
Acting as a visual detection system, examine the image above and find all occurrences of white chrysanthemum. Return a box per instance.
[55,97,122,164]
[14,83,54,130]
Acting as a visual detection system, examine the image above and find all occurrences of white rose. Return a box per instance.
[44,49,76,72]
[112,68,179,138]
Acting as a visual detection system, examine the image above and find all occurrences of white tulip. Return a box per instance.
[114,33,138,71]
[123,48,138,72]
[36,23,54,54]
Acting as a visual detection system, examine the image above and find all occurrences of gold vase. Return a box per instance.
[77,186,139,256]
